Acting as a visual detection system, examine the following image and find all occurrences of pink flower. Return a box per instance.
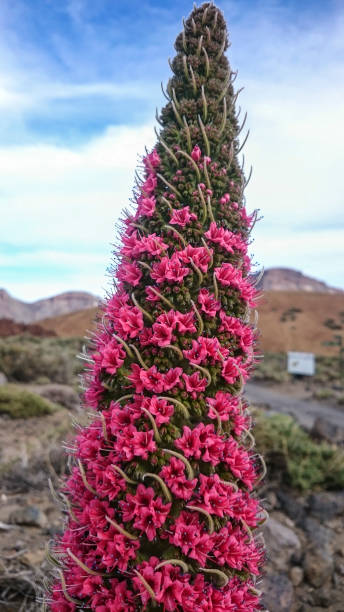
[163,367,183,391]
[120,230,142,258]
[166,254,190,283]
[142,174,157,194]
[122,485,171,541]
[183,339,208,365]
[156,564,190,611]
[140,365,165,393]
[175,310,196,334]
[205,221,225,244]
[207,391,241,422]
[179,245,212,274]
[143,149,161,170]
[170,205,197,227]
[96,528,140,571]
[151,321,173,347]
[138,195,156,217]
[99,339,125,374]
[224,438,257,488]
[117,261,142,287]
[191,144,202,161]
[156,309,177,329]
[139,326,154,346]
[145,285,160,301]
[219,310,242,334]
[198,288,221,317]
[221,357,242,384]
[116,427,157,461]
[143,396,174,426]
[159,458,197,500]
[141,233,168,256]
[132,558,162,607]
[175,426,202,459]
[182,371,207,398]
[127,363,145,392]
[214,263,240,286]
[115,305,143,339]
[151,257,170,284]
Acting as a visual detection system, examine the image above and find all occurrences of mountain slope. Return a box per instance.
[256,268,342,293]
[0,289,99,323]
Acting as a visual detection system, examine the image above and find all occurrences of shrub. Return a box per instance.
[0,385,56,418]
[0,336,84,385]
[254,410,344,491]
[313,388,334,401]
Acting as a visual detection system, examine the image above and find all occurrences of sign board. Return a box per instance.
[287,352,315,376]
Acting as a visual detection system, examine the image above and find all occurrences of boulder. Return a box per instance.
[277,489,306,524]
[264,516,301,571]
[301,517,333,553]
[262,573,294,612]
[303,548,334,588]
[9,505,48,528]
[308,492,344,521]
[290,565,304,586]
[0,371,7,385]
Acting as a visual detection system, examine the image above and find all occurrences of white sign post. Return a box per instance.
[287,352,315,376]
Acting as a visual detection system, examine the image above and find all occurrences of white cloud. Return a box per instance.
[0,123,155,248]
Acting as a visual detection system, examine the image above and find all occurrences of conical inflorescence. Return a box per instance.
[48,3,266,610]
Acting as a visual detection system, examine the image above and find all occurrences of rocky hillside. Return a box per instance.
[256,268,342,293]
[0,289,99,323]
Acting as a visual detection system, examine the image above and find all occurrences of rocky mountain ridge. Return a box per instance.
[0,289,99,323]
[256,268,342,294]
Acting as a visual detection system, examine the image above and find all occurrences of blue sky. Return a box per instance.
[1,0,343,301]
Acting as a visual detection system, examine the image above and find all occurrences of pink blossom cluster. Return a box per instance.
[132,557,260,612]
[50,142,264,610]
[215,263,257,306]
[166,509,262,572]
[205,221,247,254]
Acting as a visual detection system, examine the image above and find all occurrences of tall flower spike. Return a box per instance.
[48,4,265,611]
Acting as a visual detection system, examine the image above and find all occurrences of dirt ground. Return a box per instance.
[0,407,77,610]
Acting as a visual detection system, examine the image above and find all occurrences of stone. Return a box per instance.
[303,548,334,587]
[9,505,48,528]
[0,372,7,385]
[261,573,294,612]
[308,492,344,521]
[264,516,301,571]
[277,490,306,524]
[290,566,304,586]
[312,580,333,607]
[311,417,344,445]
[22,549,46,567]
[301,517,333,553]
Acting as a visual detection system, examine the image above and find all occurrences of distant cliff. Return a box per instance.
[255,268,342,294]
[0,289,99,323]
